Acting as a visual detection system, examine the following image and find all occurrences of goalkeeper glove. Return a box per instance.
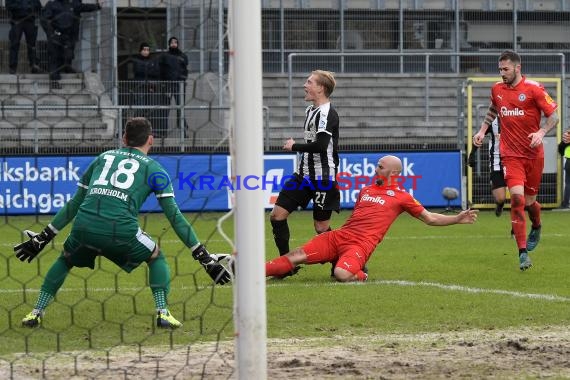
[192,244,232,285]
[14,225,57,263]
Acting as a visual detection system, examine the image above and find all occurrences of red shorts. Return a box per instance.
[502,156,543,196]
[302,230,374,275]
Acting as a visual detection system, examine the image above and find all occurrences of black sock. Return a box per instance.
[271,219,290,255]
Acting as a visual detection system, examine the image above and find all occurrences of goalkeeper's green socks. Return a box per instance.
[32,256,70,312]
[152,290,167,310]
[34,290,54,311]
[22,291,52,327]
[148,251,171,310]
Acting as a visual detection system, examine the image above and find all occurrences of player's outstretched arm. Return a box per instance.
[418,208,478,226]
[13,225,58,263]
[158,197,231,284]
[158,197,200,246]
[12,155,95,263]
[191,245,232,285]
[50,185,88,231]
[13,182,89,263]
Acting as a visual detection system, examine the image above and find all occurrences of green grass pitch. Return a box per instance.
[1,209,569,355]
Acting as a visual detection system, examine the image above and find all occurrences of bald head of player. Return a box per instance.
[375,155,403,185]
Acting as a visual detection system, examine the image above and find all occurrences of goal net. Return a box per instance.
[0,1,244,378]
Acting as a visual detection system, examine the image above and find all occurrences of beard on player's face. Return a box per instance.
[503,73,515,84]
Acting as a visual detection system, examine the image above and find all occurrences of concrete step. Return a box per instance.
[263,86,458,98]
[3,95,100,118]
[0,93,97,104]
[1,118,108,130]
[268,119,459,138]
[265,107,459,120]
[0,74,85,95]
[264,97,460,109]
[1,137,117,149]
[266,128,459,142]
[263,74,468,87]
[4,110,102,121]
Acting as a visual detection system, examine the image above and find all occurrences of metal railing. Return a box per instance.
[0,103,272,154]
[287,51,566,126]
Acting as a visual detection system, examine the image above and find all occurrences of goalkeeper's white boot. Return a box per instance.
[156,310,182,329]
[22,311,43,328]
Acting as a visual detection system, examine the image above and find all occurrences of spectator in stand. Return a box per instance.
[41,0,101,89]
[132,43,167,137]
[7,0,42,74]
[160,37,189,133]
[42,0,76,89]
[68,0,101,73]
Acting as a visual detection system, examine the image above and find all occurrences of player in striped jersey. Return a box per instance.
[560,129,570,208]
[270,70,341,276]
[14,118,231,329]
[469,118,507,217]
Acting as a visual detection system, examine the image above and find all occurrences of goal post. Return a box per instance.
[231,1,267,379]
[466,77,563,209]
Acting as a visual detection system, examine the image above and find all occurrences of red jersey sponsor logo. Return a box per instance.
[360,193,385,205]
[491,77,557,158]
[500,106,525,117]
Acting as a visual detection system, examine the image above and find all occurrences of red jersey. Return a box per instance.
[340,183,425,248]
[491,76,558,159]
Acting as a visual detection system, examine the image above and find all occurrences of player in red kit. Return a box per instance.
[265,155,479,282]
[473,50,559,271]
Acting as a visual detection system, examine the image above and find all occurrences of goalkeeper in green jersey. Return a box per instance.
[14,117,231,329]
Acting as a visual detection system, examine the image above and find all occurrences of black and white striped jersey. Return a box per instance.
[297,102,339,180]
[488,118,502,172]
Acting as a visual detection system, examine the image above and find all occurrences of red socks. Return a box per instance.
[510,194,527,250]
[265,256,294,277]
[527,201,542,229]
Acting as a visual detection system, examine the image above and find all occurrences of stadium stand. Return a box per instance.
[0,72,117,153]
[0,0,568,154]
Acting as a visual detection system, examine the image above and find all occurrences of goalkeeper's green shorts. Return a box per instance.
[61,227,156,273]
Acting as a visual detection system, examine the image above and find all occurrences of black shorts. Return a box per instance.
[490,170,506,190]
[275,174,340,221]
